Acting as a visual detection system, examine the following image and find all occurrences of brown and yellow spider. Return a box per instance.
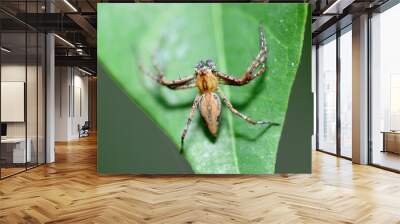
[142,24,278,152]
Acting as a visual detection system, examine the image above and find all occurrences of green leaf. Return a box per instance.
[98,3,309,174]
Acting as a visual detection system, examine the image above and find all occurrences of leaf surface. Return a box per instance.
[98,3,308,173]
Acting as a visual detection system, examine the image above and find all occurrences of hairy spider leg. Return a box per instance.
[138,53,196,90]
[180,95,201,153]
[245,24,267,75]
[151,52,196,89]
[218,90,277,126]
[172,83,197,90]
[216,24,267,86]
[141,66,195,89]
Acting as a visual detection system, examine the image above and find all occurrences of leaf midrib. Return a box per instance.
[211,4,240,174]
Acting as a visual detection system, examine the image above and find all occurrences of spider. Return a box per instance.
[141,24,278,152]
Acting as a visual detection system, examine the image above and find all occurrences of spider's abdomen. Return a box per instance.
[196,72,219,93]
[199,92,221,136]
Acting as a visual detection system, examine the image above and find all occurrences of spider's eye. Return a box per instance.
[206,59,215,70]
[196,60,206,70]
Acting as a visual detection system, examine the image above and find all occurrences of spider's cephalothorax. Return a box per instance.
[195,59,219,93]
[141,24,278,152]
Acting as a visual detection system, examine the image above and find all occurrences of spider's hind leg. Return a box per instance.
[180,96,201,153]
[218,90,278,126]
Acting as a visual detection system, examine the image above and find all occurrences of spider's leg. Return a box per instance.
[216,64,266,86]
[151,73,196,90]
[138,57,196,90]
[173,82,196,90]
[151,50,165,78]
[216,24,268,86]
[218,90,278,126]
[180,95,201,153]
[246,23,267,75]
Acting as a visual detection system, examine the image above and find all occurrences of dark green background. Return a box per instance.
[97,5,312,174]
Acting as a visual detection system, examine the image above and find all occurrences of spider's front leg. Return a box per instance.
[180,95,201,153]
[138,53,196,90]
[140,66,195,90]
[218,90,278,126]
[216,24,268,86]
[216,65,266,86]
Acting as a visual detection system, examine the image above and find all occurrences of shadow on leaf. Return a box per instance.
[232,70,269,111]
[235,122,279,142]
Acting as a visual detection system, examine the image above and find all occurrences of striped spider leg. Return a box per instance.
[217,90,278,126]
[139,53,196,90]
[215,23,268,86]
[180,95,201,153]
